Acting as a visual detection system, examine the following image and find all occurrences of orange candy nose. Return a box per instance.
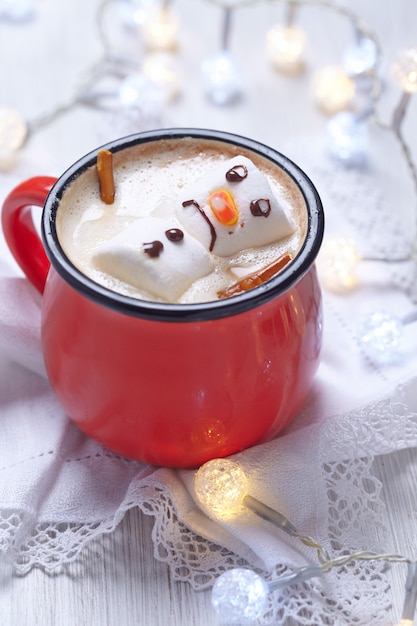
[208,189,239,226]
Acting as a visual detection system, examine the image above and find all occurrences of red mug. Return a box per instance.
[1,129,324,468]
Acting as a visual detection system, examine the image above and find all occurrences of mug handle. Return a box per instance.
[1,176,57,294]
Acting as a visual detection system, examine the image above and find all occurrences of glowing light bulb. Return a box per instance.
[0,107,28,158]
[212,553,414,624]
[195,458,299,537]
[119,72,165,116]
[313,65,355,115]
[327,111,369,167]
[142,7,179,51]
[142,51,181,101]
[201,50,242,105]
[0,0,36,21]
[194,458,248,518]
[357,310,404,364]
[211,568,269,624]
[391,47,417,93]
[130,0,157,26]
[343,38,378,76]
[266,24,306,75]
[211,565,324,623]
[317,237,361,292]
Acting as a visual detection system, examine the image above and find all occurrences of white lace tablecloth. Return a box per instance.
[2,122,417,625]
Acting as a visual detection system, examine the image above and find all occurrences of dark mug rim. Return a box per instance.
[42,128,324,322]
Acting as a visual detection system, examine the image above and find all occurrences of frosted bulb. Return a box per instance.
[194,458,248,518]
[211,565,324,623]
[313,66,355,115]
[391,47,417,93]
[0,0,35,21]
[343,38,378,75]
[201,50,242,105]
[119,72,164,115]
[211,568,269,624]
[130,0,157,26]
[327,111,369,167]
[318,237,361,292]
[0,107,28,158]
[266,25,306,75]
[358,310,403,364]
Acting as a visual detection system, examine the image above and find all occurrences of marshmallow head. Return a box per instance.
[176,155,295,256]
[92,217,213,301]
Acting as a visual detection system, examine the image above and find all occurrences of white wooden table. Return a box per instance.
[1,1,417,624]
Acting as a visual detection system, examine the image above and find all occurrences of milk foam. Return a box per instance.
[57,138,307,304]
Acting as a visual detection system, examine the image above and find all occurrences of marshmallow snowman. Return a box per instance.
[92,155,295,302]
[92,216,213,301]
[175,155,295,256]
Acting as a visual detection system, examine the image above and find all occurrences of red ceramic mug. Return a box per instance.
[1,129,324,468]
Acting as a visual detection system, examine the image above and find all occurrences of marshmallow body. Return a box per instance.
[176,155,295,256]
[92,216,213,301]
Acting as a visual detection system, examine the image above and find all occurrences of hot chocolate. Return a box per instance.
[57,137,307,304]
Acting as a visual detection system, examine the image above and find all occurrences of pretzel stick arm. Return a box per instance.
[97,149,115,204]
[218,252,292,299]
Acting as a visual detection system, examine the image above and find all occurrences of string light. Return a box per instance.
[141,2,179,51]
[317,237,362,292]
[317,236,412,293]
[197,459,413,623]
[266,1,306,75]
[119,71,164,110]
[211,554,412,624]
[390,46,417,189]
[194,458,249,518]
[194,459,300,537]
[391,46,417,94]
[201,49,242,105]
[357,309,417,365]
[196,460,414,623]
[326,110,369,167]
[211,565,325,624]
[343,36,378,77]
[128,0,157,27]
[201,7,242,105]
[1,0,415,204]
[396,563,417,626]
[312,65,356,115]
[195,460,415,623]
[266,24,306,75]
[0,107,28,159]
[195,459,331,562]
[211,568,270,624]
[0,0,36,22]
[142,51,181,101]
[318,234,417,366]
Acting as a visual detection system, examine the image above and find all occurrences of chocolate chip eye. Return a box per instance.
[143,240,164,257]
[225,164,248,182]
[165,228,184,242]
[250,198,271,217]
